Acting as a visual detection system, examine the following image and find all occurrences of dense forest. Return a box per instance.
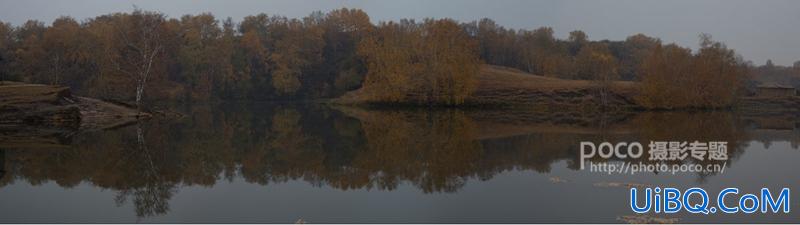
[0,8,794,108]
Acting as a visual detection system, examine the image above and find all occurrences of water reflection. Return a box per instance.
[0,103,798,221]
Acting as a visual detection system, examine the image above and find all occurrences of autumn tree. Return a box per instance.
[618,34,660,80]
[690,34,747,107]
[574,43,619,106]
[39,17,92,87]
[518,27,566,76]
[418,19,480,104]
[237,18,270,98]
[236,13,327,98]
[317,8,373,96]
[12,20,47,84]
[0,21,12,83]
[177,13,227,100]
[567,30,587,55]
[104,9,168,111]
[357,21,419,102]
[638,34,747,109]
[215,17,241,98]
[472,18,518,67]
[637,44,694,108]
[269,17,324,95]
[358,19,479,105]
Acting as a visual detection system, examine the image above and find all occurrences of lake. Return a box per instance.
[0,103,798,223]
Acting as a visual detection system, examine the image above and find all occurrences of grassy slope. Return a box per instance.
[337,65,641,108]
[0,82,72,108]
[470,65,639,107]
[476,65,638,92]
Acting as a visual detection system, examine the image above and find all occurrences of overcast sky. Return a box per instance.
[1,0,798,66]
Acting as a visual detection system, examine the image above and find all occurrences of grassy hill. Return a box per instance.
[336,65,641,109]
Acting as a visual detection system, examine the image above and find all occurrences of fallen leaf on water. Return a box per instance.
[549,176,568,183]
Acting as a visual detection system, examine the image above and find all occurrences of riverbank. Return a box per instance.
[336,65,800,114]
[0,82,154,148]
[0,82,146,133]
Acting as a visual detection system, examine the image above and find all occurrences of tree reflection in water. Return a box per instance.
[112,121,178,218]
[0,103,797,218]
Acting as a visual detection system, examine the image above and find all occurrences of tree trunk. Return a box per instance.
[136,81,144,114]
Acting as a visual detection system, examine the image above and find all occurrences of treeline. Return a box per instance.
[466,20,752,109]
[358,19,479,104]
[0,8,381,105]
[750,59,800,90]
[0,8,482,106]
[466,19,660,81]
[0,8,481,106]
[0,8,757,108]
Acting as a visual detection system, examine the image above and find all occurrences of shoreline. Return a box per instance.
[332,65,800,114]
[0,82,149,131]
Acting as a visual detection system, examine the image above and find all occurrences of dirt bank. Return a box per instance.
[0,82,148,147]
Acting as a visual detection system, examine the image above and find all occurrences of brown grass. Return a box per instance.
[468,65,640,108]
[335,65,641,107]
[0,83,72,108]
[477,65,638,93]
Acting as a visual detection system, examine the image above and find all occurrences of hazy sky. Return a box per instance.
[1,0,798,66]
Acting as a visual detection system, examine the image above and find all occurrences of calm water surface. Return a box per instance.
[0,103,798,223]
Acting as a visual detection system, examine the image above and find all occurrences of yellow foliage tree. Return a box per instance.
[357,19,480,105]
[574,43,619,106]
[638,34,747,109]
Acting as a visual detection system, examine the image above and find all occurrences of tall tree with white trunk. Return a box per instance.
[107,8,166,113]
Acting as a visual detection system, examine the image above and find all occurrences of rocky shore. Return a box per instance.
[0,82,147,147]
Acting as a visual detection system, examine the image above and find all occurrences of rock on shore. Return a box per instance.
[1,82,146,147]
[0,82,82,128]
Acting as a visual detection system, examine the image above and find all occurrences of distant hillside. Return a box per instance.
[472,65,639,106]
[336,65,640,109]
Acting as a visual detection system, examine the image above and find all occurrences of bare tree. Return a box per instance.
[108,8,165,113]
